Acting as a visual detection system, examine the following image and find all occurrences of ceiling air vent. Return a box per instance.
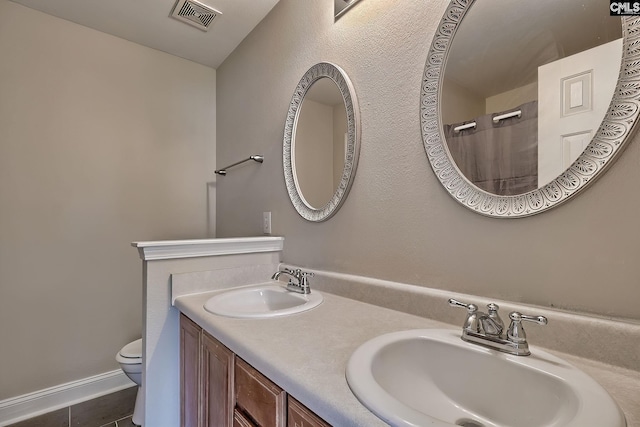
[171,0,221,32]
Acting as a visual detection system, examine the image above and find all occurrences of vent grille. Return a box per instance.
[171,0,221,31]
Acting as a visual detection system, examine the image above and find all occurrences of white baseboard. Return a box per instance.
[0,370,135,426]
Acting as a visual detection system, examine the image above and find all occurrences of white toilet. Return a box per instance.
[116,338,143,426]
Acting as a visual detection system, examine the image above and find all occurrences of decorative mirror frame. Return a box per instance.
[421,0,640,218]
[335,0,364,20]
[283,62,361,222]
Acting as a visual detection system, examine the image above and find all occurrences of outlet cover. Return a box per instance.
[262,212,272,235]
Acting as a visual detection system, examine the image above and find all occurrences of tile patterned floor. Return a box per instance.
[99,415,136,427]
[8,387,138,427]
[8,408,68,427]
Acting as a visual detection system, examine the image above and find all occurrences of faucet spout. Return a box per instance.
[271,270,290,281]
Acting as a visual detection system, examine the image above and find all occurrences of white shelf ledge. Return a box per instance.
[132,237,284,261]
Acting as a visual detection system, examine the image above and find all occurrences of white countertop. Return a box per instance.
[174,285,640,427]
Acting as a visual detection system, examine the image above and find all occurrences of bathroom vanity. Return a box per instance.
[173,288,428,427]
[180,313,329,427]
[134,238,640,426]
[173,278,640,427]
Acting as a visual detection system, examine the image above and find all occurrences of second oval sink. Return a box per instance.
[346,329,626,427]
[203,283,323,319]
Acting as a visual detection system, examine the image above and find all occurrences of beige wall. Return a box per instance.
[485,81,538,114]
[441,78,485,124]
[216,0,640,321]
[0,1,216,400]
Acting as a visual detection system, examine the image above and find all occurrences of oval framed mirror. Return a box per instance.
[421,0,640,218]
[283,62,360,222]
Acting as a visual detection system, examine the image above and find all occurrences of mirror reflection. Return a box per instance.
[294,77,347,209]
[441,0,622,196]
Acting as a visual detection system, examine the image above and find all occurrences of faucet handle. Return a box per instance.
[291,270,313,294]
[519,313,548,325]
[299,271,314,287]
[449,299,480,332]
[448,298,478,314]
[507,311,548,344]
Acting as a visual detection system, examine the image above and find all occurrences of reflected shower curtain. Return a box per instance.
[444,101,538,196]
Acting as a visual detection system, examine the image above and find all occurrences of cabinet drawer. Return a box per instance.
[287,397,331,427]
[235,358,286,427]
[234,409,257,427]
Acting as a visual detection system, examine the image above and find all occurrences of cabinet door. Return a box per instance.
[287,397,331,427]
[233,409,258,427]
[235,358,286,427]
[180,314,202,427]
[202,331,235,427]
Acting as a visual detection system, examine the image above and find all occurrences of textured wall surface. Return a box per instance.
[216,0,640,321]
[0,1,216,399]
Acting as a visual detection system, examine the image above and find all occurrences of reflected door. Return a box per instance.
[537,39,622,187]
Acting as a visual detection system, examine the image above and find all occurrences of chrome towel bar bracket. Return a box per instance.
[215,155,264,175]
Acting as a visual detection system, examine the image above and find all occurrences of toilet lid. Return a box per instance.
[119,338,142,358]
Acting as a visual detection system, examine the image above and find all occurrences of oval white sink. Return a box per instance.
[346,329,626,427]
[203,284,323,319]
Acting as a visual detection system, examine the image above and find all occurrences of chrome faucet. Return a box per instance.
[271,268,314,294]
[449,298,547,356]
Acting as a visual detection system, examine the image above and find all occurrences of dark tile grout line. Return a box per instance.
[99,414,134,427]
[116,416,135,427]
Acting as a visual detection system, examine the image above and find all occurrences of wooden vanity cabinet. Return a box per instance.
[180,313,202,427]
[233,409,257,427]
[287,397,331,427]
[181,314,234,427]
[235,358,286,426]
[180,313,331,427]
[201,331,234,426]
